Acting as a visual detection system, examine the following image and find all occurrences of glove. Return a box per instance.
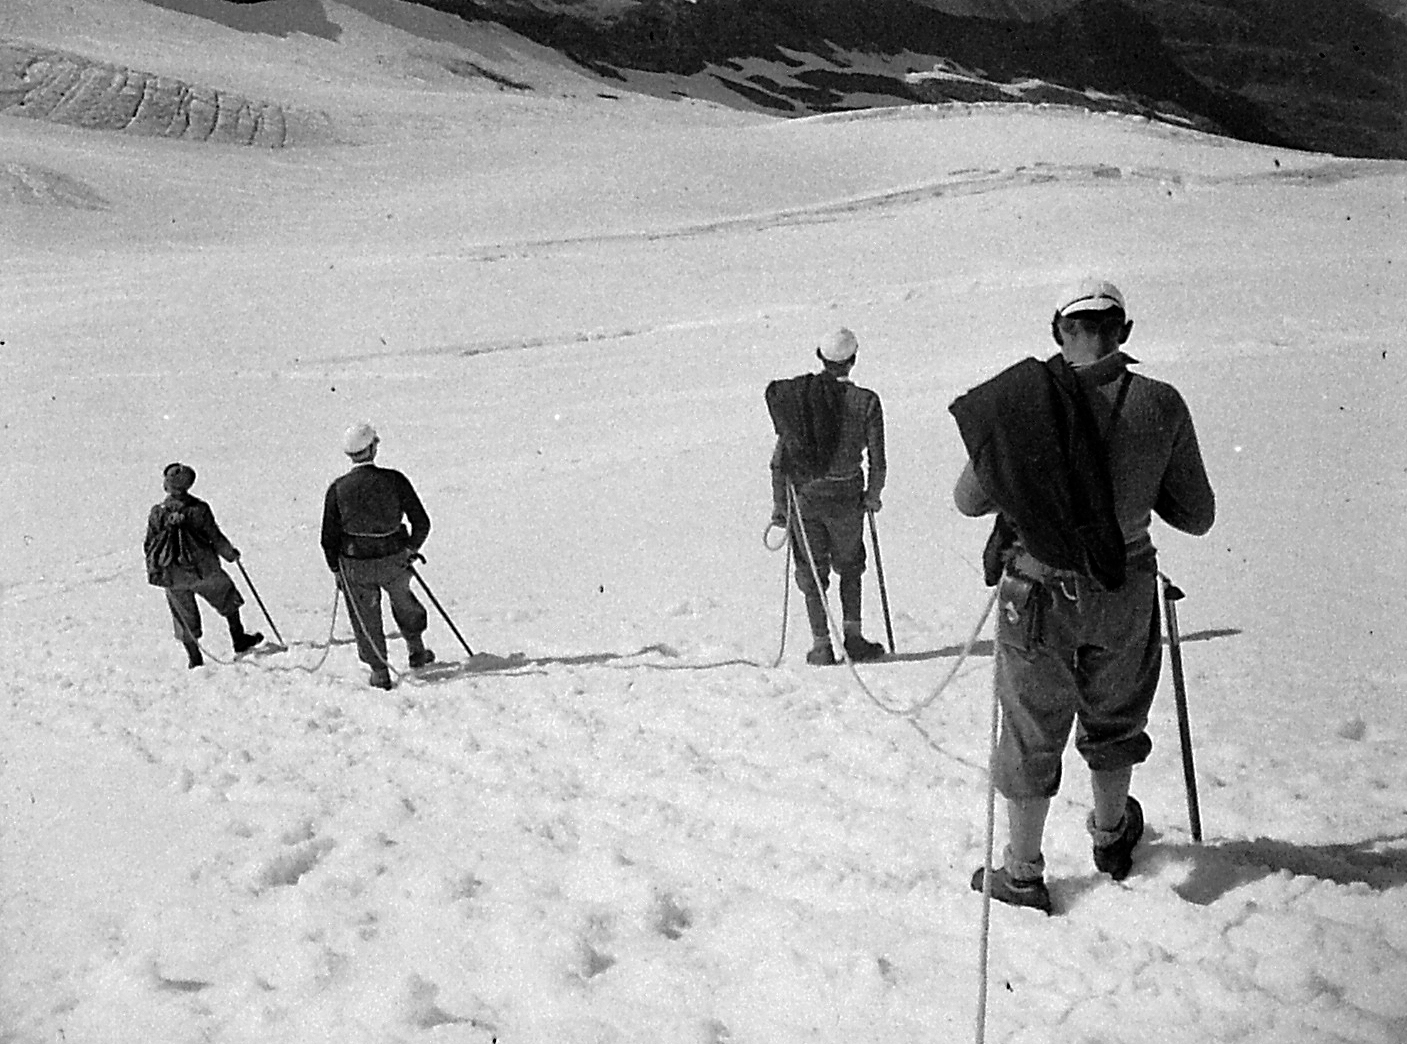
[229,548,241,561]
[862,492,882,513]
[769,508,787,529]
[409,551,426,565]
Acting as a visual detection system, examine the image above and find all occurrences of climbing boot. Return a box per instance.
[805,638,836,666]
[843,633,886,662]
[970,866,1052,915]
[228,613,263,654]
[1090,796,1144,881]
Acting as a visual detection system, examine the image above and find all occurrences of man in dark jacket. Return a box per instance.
[768,327,887,665]
[321,423,433,689]
[953,278,1215,914]
[144,462,263,669]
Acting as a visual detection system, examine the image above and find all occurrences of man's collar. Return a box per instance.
[1071,350,1137,385]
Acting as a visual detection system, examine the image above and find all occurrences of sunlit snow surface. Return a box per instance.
[2,2,1406,1042]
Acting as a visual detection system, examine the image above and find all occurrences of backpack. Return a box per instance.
[146,507,200,587]
[765,372,845,484]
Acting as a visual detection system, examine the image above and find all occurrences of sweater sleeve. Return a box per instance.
[1154,398,1216,536]
[320,483,343,571]
[953,459,998,517]
[865,395,886,497]
[769,438,788,513]
[399,473,431,551]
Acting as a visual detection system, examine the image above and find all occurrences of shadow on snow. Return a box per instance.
[886,626,1243,663]
[1166,833,1407,902]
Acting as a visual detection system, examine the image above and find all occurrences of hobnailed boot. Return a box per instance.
[369,667,393,690]
[970,866,1052,915]
[407,635,436,669]
[806,637,836,666]
[227,613,264,655]
[801,589,835,665]
[183,640,204,669]
[842,621,885,662]
[1089,796,1145,881]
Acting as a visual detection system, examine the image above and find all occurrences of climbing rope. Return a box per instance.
[763,506,793,669]
[169,599,232,666]
[336,562,406,684]
[778,487,1004,1044]
[780,481,996,719]
[976,669,1002,1044]
[292,587,342,674]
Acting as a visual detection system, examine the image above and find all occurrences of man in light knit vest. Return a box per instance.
[768,327,887,666]
[321,423,434,689]
[951,278,1216,914]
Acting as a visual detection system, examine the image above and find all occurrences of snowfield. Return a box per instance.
[2,2,1405,1043]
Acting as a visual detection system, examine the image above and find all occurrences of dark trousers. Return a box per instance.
[165,571,243,641]
[339,552,428,669]
[788,480,867,639]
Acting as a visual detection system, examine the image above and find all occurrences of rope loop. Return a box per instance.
[762,522,789,552]
[782,481,996,719]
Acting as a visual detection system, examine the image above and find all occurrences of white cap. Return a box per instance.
[1055,278,1128,319]
[342,422,378,455]
[819,327,859,362]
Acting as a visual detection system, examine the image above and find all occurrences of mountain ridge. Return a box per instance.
[391,0,1407,157]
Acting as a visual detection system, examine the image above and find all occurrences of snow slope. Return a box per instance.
[2,1,1406,1042]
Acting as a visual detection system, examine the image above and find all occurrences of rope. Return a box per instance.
[783,481,997,720]
[337,561,406,684]
[976,665,1002,1044]
[785,481,885,696]
[902,587,998,716]
[771,536,792,669]
[764,507,793,669]
[292,587,342,673]
[169,597,232,666]
[762,521,789,553]
[781,483,1010,1043]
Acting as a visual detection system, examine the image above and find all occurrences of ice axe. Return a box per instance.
[866,509,895,654]
[409,561,474,658]
[1160,572,1203,843]
[236,559,285,648]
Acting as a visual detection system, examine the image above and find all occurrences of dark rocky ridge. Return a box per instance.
[157,0,1406,157]
[1130,0,1406,159]
[402,0,1406,158]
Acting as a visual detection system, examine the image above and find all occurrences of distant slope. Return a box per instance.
[397,0,1405,157]
[1127,0,1407,160]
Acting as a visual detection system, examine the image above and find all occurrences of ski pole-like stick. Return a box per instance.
[236,559,285,648]
[410,564,474,658]
[866,509,896,654]
[1160,573,1203,843]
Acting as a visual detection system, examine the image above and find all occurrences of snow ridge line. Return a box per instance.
[436,158,1399,265]
[0,40,325,146]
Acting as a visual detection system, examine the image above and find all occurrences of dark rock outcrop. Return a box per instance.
[408,0,1405,157]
